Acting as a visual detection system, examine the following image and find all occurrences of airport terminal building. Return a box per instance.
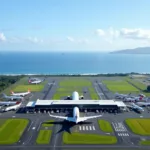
[26,99,127,113]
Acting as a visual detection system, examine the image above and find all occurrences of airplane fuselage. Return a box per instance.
[11,92,30,97]
[48,91,102,123]
[73,107,80,123]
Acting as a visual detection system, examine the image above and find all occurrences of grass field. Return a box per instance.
[126,78,147,91]
[36,130,52,144]
[125,119,150,135]
[13,84,44,92]
[140,140,150,145]
[0,119,6,128]
[88,87,99,99]
[1,77,47,95]
[42,120,54,127]
[59,79,92,87]
[0,119,29,144]
[102,80,139,92]
[63,132,117,144]
[98,120,113,133]
[53,79,99,100]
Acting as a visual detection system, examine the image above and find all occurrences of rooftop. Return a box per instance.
[26,99,126,107]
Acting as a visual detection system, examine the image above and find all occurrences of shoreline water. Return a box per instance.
[0,53,150,74]
[0,72,150,76]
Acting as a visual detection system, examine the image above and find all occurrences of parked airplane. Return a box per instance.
[130,103,144,112]
[123,97,136,102]
[28,78,45,84]
[3,102,22,112]
[115,92,131,99]
[136,102,150,107]
[67,92,84,100]
[11,89,31,97]
[0,101,19,106]
[48,91,103,124]
[1,93,23,101]
[130,95,145,102]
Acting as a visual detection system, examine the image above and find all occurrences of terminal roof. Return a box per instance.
[25,99,126,107]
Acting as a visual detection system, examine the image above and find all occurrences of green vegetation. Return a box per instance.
[140,140,150,145]
[102,80,139,93]
[13,84,44,92]
[42,120,54,127]
[0,76,23,93]
[59,79,92,87]
[1,77,46,95]
[63,132,117,144]
[125,119,150,135]
[147,85,150,92]
[88,87,99,99]
[36,130,52,144]
[0,119,29,144]
[126,78,146,91]
[98,120,113,133]
[53,79,99,100]
[0,119,6,128]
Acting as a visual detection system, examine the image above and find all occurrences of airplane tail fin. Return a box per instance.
[11,90,14,94]
[139,95,143,100]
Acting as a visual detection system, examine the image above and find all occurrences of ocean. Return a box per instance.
[0,52,150,74]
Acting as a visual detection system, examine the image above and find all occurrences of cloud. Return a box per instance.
[67,36,75,42]
[95,29,105,36]
[67,36,90,45]
[26,37,43,44]
[95,27,150,42]
[120,28,150,40]
[0,33,6,42]
[95,27,120,44]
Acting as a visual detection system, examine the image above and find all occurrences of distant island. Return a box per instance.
[110,47,150,54]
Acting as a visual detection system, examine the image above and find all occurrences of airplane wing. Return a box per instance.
[48,112,76,122]
[78,114,103,122]
[48,113,67,119]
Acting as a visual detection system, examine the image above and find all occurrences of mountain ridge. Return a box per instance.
[110,47,150,54]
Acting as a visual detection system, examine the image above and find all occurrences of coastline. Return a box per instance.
[0,72,149,76]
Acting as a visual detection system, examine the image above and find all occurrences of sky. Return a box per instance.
[1,0,150,52]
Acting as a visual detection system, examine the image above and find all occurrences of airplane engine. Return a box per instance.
[80,96,84,99]
[67,96,71,100]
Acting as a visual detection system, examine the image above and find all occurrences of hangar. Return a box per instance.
[25,99,127,113]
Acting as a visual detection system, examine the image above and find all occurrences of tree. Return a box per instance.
[147,85,150,92]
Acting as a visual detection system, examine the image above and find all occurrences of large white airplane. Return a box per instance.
[3,102,22,112]
[11,89,31,97]
[28,78,45,84]
[48,91,103,124]
[1,93,23,101]
[67,92,84,100]
[115,92,131,99]
[0,101,19,106]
